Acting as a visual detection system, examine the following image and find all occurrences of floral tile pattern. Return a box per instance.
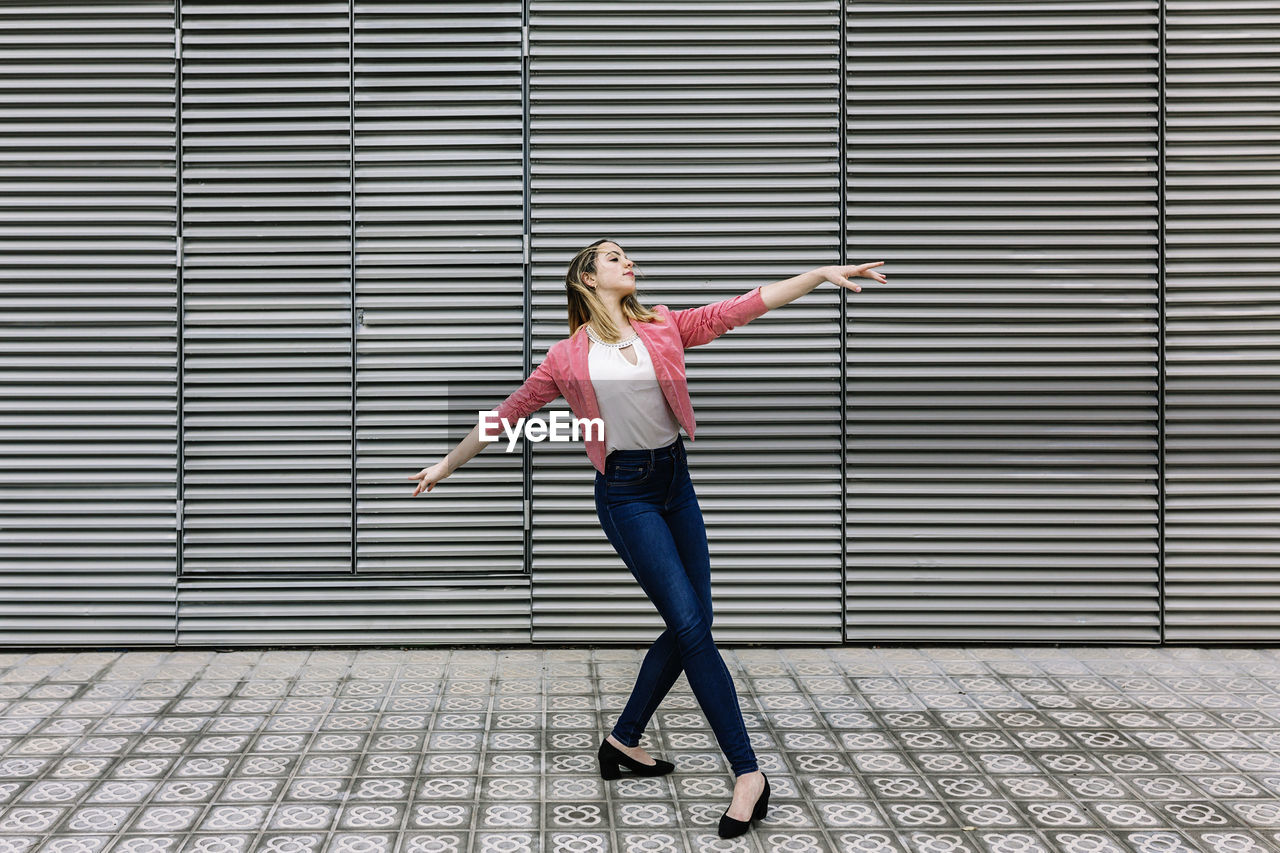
[0,647,1277,852]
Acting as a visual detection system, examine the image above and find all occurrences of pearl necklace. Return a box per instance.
[586,325,639,348]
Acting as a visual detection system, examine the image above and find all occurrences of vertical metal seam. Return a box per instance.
[521,5,533,598]
[1156,0,1167,644]
[350,0,357,574]
[173,0,184,643]
[838,0,848,645]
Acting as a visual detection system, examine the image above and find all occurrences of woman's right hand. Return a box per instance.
[408,461,450,497]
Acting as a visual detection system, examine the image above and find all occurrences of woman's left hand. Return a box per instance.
[818,262,887,293]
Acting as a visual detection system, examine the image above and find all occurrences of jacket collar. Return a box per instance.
[570,322,595,416]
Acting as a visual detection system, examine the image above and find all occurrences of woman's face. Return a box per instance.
[585,243,636,298]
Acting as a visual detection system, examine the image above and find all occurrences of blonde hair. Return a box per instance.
[564,239,663,339]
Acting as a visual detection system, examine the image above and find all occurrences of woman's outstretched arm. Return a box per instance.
[407,422,481,497]
[760,262,887,311]
[408,423,489,497]
[409,352,563,497]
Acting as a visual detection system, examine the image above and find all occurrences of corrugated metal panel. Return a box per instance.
[1163,1,1280,641]
[177,576,531,644]
[526,1,846,644]
[351,1,529,579]
[0,2,179,645]
[5,2,1274,651]
[178,2,354,575]
[176,2,534,645]
[843,1,1163,641]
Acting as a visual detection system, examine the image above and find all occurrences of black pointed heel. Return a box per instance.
[717,772,770,839]
[597,738,674,780]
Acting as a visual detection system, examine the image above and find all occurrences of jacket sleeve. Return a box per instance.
[669,285,770,349]
[487,348,563,425]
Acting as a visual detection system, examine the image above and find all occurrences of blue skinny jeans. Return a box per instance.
[594,433,759,778]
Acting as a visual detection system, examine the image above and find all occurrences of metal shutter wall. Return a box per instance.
[0,2,178,645]
[1164,2,1280,641]
[177,576,531,644]
[353,1,530,577]
[178,2,353,577]
[527,1,845,644]
[843,1,1163,641]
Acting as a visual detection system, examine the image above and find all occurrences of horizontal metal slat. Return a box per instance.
[0,0,178,647]
[843,0,1160,643]
[1164,0,1280,641]
[528,1,843,645]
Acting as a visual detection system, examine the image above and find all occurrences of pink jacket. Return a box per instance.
[486,284,770,474]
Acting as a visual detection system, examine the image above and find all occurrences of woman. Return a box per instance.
[409,240,885,839]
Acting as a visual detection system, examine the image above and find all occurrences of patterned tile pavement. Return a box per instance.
[0,646,1278,853]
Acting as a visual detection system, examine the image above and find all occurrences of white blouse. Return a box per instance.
[587,329,681,455]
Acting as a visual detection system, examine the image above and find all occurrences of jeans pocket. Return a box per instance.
[608,462,650,485]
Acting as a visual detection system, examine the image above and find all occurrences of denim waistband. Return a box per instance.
[605,433,684,464]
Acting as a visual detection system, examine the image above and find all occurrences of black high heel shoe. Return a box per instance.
[718,772,770,839]
[597,737,675,780]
